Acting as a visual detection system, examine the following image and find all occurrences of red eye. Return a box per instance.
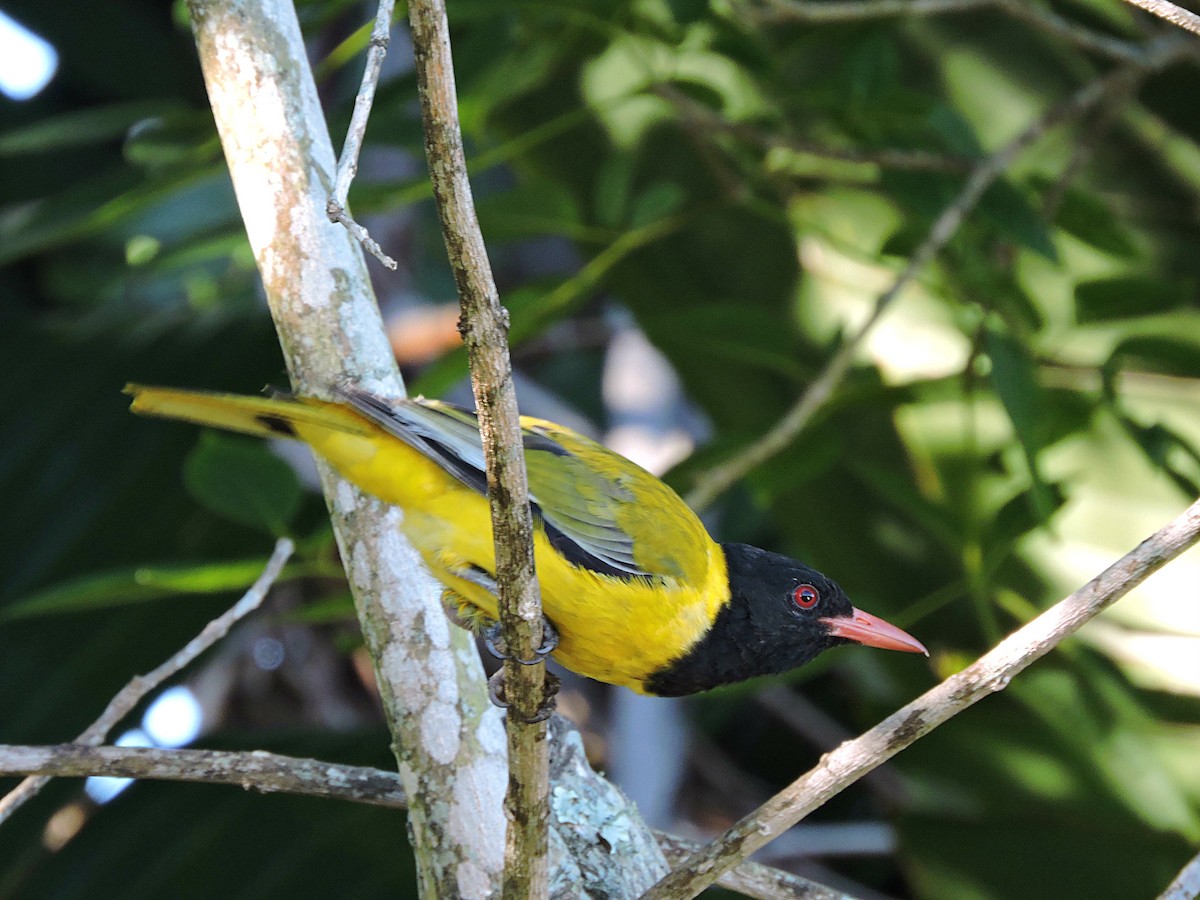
[792,584,819,609]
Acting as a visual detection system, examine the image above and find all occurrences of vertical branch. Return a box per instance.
[406,1,550,897]
[186,1,507,894]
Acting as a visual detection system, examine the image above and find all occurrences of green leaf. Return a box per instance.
[1118,418,1200,498]
[0,101,179,155]
[594,153,636,227]
[284,592,358,625]
[842,32,900,105]
[1052,186,1139,258]
[984,323,1054,519]
[1075,275,1194,323]
[978,180,1057,262]
[982,482,1066,572]
[475,180,582,240]
[183,433,301,536]
[1101,335,1200,400]
[0,557,305,622]
[628,181,685,227]
[123,111,220,171]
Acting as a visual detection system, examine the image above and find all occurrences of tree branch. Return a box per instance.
[0,743,833,900]
[0,538,293,826]
[642,494,1200,899]
[405,1,550,896]
[326,0,399,270]
[1120,0,1200,38]
[186,2,507,893]
[684,36,1190,513]
[0,744,407,809]
[1160,846,1200,900]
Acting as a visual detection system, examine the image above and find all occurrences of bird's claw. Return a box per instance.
[482,617,559,665]
[488,669,560,724]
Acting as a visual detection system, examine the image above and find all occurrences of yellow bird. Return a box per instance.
[126,384,926,696]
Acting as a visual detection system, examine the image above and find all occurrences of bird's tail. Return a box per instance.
[123,384,372,440]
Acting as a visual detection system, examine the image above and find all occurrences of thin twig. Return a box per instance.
[0,744,407,809]
[0,538,293,826]
[641,495,1200,899]
[684,39,1188,513]
[326,0,399,270]
[750,0,1148,63]
[1160,846,1200,900]
[1121,0,1200,38]
[0,743,832,900]
[406,1,550,897]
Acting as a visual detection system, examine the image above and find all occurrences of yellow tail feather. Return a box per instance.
[123,384,371,440]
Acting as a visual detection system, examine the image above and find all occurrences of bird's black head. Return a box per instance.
[643,543,926,697]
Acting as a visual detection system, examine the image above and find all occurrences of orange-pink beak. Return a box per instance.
[820,607,928,656]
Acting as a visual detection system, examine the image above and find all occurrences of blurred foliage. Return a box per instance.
[3,0,1200,897]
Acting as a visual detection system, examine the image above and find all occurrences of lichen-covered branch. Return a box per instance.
[0,538,293,825]
[642,494,1200,898]
[186,2,506,894]
[406,1,551,896]
[0,744,408,809]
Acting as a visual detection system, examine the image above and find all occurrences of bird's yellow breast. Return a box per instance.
[298,422,729,691]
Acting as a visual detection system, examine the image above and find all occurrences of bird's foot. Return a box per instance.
[481,617,559,666]
[488,668,560,724]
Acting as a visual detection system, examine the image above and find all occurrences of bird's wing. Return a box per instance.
[334,387,710,583]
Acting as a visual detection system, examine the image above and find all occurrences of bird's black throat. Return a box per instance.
[642,543,845,697]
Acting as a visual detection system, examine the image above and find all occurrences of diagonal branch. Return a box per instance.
[1120,0,1200,38]
[641,494,1200,899]
[0,538,293,826]
[326,0,399,270]
[684,36,1190,513]
[406,1,550,896]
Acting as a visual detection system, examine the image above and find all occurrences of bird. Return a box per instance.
[125,383,927,698]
